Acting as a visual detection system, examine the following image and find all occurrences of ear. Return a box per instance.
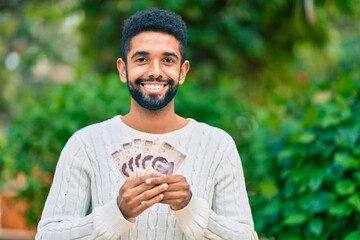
[179,60,190,85]
[116,58,127,83]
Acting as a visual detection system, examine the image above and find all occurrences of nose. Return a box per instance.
[147,60,163,79]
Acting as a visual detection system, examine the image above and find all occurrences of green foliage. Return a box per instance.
[1,1,360,237]
[245,73,360,238]
[4,74,129,225]
[77,0,358,88]
[3,73,248,226]
[176,76,249,144]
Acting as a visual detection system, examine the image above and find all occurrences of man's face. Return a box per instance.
[117,31,190,111]
[153,158,170,174]
[126,71,179,111]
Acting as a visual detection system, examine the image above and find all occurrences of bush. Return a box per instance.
[3,74,129,224]
[246,74,360,239]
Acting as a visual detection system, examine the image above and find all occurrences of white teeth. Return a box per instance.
[143,84,165,92]
[148,84,162,89]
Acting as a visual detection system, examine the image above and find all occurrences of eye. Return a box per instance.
[135,57,147,63]
[163,58,175,64]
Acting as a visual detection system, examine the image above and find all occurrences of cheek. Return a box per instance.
[164,68,181,79]
[127,68,144,80]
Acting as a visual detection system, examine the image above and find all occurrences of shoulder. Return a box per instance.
[191,119,234,141]
[189,119,236,152]
[189,120,240,167]
[73,116,119,141]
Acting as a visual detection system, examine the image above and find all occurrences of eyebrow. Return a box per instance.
[131,51,149,59]
[163,52,179,60]
[130,51,179,60]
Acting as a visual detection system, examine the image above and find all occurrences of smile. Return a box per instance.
[141,83,168,93]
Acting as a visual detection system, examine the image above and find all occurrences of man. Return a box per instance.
[36,8,258,239]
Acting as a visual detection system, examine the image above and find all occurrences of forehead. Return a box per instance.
[128,31,181,56]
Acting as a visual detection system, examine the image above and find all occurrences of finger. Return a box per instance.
[118,181,168,219]
[127,173,162,187]
[132,183,169,204]
[161,190,189,201]
[119,174,164,207]
[126,193,165,218]
[145,175,185,185]
[160,198,190,211]
[138,193,164,209]
[165,181,190,192]
[160,190,192,211]
[122,173,163,196]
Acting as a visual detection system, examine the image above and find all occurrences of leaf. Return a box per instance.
[299,192,333,214]
[308,218,323,237]
[302,107,319,127]
[308,171,324,192]
[320,115,340,128]
[277,149,294,166]
[334,153,359,169]
[261,198,281,216]
[344,231,360,240]
[353,145,360,157]
[329,202,353,217]
[348,194,360,212]
[335,179,356,196]
[297,132,316,144]
[259,180,278,199]
[283,213,307,226]
[278,149,294,161]
[335,128,359,149]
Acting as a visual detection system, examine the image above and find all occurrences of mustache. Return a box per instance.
[135,78,173,85]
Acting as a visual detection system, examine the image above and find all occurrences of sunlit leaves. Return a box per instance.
[246,78,360,238]
[283,213,308,226]
[334,153,359,169]
[335,180,356,196]
[308,218,323,237]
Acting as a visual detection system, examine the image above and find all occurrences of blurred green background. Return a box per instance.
[1,0,359,239]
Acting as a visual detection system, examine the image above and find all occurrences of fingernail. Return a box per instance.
[145,179,152,184]
[161,183,168,189]
[159,194,164,199]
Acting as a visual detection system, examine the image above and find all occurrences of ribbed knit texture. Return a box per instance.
[36,116,258,240]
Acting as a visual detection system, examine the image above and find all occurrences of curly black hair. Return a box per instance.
[121,8,187,63]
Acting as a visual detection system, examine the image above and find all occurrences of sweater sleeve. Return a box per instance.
[171,139,258,240]
[35,133,134,240]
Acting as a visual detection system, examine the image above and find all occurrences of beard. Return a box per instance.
[127,76,179,111]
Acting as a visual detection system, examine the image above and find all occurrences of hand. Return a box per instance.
[117,173,169,219]
[145,175,192,211]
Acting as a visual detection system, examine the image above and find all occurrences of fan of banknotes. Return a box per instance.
[111,139,186,180]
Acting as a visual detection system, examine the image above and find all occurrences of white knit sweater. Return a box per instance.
[36,116,257,240]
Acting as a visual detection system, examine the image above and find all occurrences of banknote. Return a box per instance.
[111,139,186,179]
[145,141,186,176]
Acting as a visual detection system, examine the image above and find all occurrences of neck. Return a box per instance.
[121,100,188,134]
